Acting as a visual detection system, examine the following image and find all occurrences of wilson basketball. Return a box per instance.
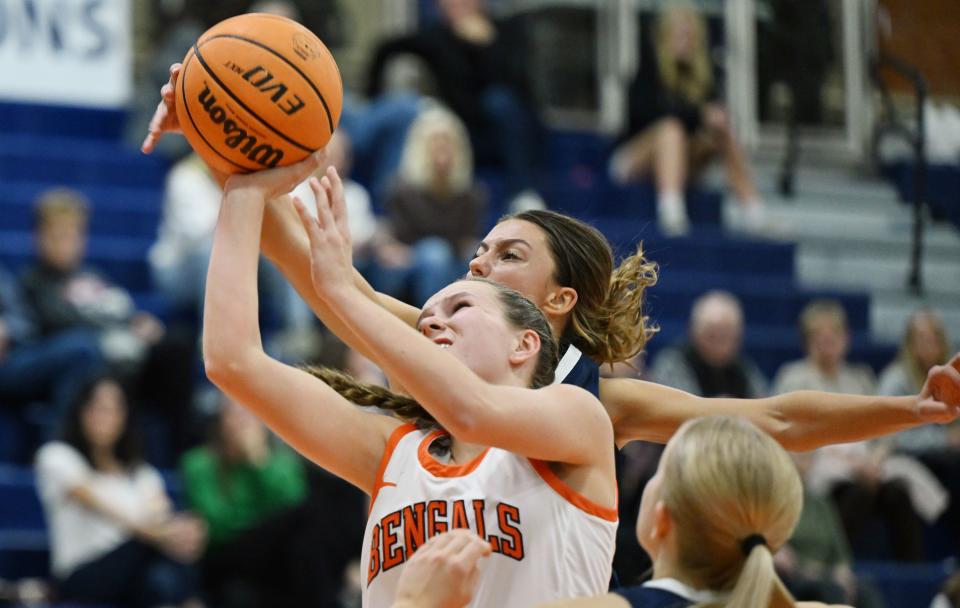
[175,13,342,175]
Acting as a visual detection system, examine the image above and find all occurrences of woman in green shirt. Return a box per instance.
[181,396,347,608]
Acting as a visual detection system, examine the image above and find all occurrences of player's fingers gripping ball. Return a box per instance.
[175,13,342,175]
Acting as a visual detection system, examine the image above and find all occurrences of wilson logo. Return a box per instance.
[197,84,284,168]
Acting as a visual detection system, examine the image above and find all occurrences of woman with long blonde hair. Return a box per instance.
[373,105,487,305]
[609,3,765,236]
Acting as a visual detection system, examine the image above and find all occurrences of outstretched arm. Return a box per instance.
[202,153,399,494]
[293,171,613,466]
[601,357,960,451]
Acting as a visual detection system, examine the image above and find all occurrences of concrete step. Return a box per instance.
[755,167,902,205]
[796,246,960,293]
[745,160,960,349]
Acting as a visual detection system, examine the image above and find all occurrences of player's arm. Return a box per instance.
[294,171,613,466]
[202,153,399,494]
[141,62,421,366]
[600,359,960,451]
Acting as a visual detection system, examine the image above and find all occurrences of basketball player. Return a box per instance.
[395,417,850,608]
[143,64,960,452]
[202,153,618,607]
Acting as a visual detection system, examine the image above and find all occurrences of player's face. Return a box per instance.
[469,220,563,312]
[419,281,522,384]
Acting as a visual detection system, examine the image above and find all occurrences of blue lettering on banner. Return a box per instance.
[0,0,113,58]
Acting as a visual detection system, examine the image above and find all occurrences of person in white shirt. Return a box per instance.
[35,375,205,608]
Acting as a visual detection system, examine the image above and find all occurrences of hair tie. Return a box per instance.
[740,534,767,556]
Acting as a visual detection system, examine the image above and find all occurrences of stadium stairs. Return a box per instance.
[0,102,954,606]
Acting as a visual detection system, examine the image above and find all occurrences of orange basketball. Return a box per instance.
[175,13,342,175]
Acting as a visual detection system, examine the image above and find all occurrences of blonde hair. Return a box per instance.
[654,3,714,105]
[898,309,950,391]
[34,188,90,230]
[659,416,802,608]
[505,210,659,364]
[399,105,474,195]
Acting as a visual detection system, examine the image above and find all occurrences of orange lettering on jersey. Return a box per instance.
[427,500,448,536]
[497,503,525,560]
[402,502,427,554]
[472,499,487,538]
[381,511,405,571]
[451,499,470,529]
[367,523,381,584]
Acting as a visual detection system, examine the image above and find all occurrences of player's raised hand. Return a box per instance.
[393,530,492,608]
[915,353,960,424]
[141,63,183,154]
[225,150,326,202]
[292,168,356,298]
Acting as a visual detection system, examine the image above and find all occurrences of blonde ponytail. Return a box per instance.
[715,543,794,608]
[659,416,802,608]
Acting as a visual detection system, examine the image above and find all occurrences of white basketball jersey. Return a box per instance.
[361,424,618,608]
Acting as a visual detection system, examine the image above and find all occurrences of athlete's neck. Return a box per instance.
[449,437,487,464]
[651,542,708,593]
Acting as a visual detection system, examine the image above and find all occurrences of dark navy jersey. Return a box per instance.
[615,579,726,607]
[615,586,692,608]
[554,344,600,397]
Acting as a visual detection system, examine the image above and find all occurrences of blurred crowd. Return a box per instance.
[0,1,958,607]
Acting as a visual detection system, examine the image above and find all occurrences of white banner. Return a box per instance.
[0,0,132,107]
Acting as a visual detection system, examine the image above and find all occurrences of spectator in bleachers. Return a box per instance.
[0,262,102,432]
[773,300,876,395]
[292,131,380,272]
[776,452,886,607]
[338,92,424,204]
[21,188,197,457]
[371,106,487,306]
[148,154,222,323]
[35,375,205,608]
[181,395,344,608]
[149,154,319,361]
[367,0,544,210]
[609,3,766,236]
[774,300,941,562]
[880,310,960,557]
[651,290,767,398]
[879,309,958,452]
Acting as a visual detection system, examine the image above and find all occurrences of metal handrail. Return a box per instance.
[871,53,928,295]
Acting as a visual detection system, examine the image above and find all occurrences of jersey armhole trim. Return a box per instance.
[369,423,418,515]
[529,458,619,522]
[418,430,491,478]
